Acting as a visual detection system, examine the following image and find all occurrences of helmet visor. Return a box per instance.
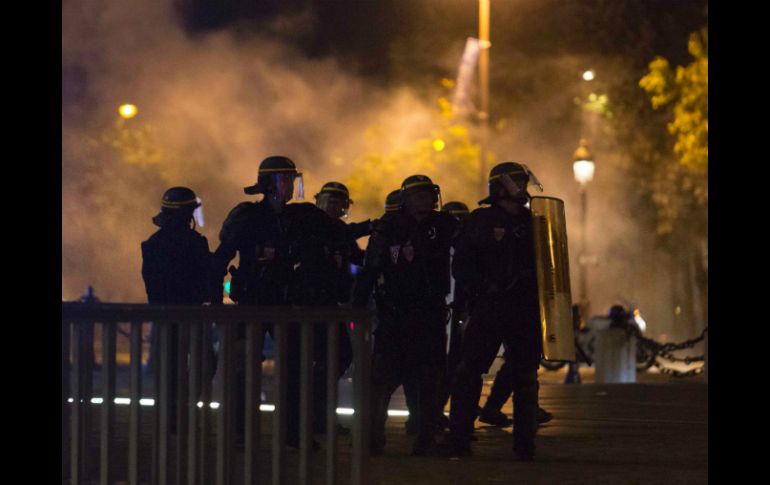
[192,197,205,227]
[271,172,305,202]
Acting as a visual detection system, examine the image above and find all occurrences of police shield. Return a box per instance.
[530,196,575,362]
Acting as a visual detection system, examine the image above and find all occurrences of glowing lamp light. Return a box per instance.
[433,139,446,152]
[573,160,595,185]
[119,103,138,119]
[572,139,595,185]
[633,309,647,333]
[582,69,595,81]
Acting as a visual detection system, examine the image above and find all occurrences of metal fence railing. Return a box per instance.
[62,302,373,485]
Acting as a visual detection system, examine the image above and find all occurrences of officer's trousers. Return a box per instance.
[370,306,447,448]
[483,344,517,413]
[448,292,541,454]
[440,310,465,411]
[312,321,353,433]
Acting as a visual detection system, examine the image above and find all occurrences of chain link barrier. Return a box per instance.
[628,326,708,377]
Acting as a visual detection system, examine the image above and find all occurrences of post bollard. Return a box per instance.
[594,328,636,383]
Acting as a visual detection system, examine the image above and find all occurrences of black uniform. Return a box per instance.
[354,209,458,452]
[294,217,371,433]
[141,220,212,431]
[370,210,420,434]
[142,222,211,305]
[210,199,349,445]
[448,204,542,456]
[440,226,470,412]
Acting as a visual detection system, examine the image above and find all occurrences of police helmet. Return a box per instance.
[314,181,353,206]
[400,174,441,208]
[441,201,470,220]
[478,161,543,205]
[384,189,402,212]
[152,186,201,227]
[243,156,304,198]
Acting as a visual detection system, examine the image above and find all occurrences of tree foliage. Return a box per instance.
[343,84,494,219]
[638,27,708,235]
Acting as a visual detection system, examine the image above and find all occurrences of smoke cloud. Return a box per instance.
[63,0,688,339]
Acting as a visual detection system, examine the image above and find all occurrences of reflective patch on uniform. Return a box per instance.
[493,227,505,241]
[390,245,401,264]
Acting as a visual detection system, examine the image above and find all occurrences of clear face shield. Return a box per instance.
[497,165,544,206]
[192,197,205,227]
[316,193,350,219]
[521,164,544,192]
[270,172,305,203]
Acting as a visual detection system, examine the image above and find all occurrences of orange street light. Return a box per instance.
[119,104,138,119]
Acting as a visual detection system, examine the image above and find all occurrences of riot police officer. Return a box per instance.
[141,186,212,432]
[143,187,210,305]
[353,175,458,456]
[210,156,348,448]
[306,181,372,304]
[439,162,544,461]
[306,181,372,434]
[376,189,422,436]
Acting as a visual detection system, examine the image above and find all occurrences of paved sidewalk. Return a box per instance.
[66,366,707,484]
[371,378,707,485]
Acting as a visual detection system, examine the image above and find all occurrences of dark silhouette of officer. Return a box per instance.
[141,186,211,432]
[210,156,348,448]
[439,162,544,461]
[354,175,458,456]
[306,181,373,434]
[374,189,422,436]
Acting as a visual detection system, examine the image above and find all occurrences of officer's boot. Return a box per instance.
[511,367,539,461]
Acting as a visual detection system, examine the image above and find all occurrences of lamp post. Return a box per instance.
[478,0,491,197]
[573,138,595,317]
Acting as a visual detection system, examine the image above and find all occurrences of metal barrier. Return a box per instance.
[62,302,373,485]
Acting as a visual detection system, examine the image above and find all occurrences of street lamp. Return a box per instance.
[118,103,138,119]
[478,0,491,197]
[573,138,595,317]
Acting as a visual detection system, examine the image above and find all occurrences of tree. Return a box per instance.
[639,27,708,231]
[635,26,708,334]
[343,83,494,219]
